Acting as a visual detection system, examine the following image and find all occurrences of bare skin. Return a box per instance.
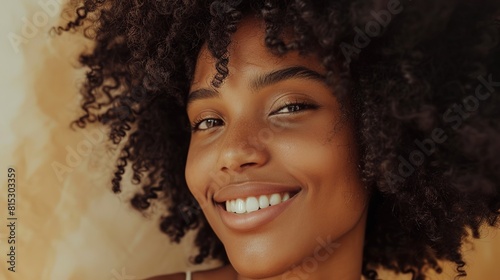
[148,15,369,280]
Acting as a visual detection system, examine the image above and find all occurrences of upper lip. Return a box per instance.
[213,182,302,203]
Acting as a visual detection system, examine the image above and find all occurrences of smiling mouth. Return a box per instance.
[222,191,299,214]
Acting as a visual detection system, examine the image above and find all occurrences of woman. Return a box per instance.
[60,0,500,279]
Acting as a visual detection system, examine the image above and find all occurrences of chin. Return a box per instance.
[222,235,312,279]
[229,256,292,279]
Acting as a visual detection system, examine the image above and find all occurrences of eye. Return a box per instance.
[191,118,224,132]
[273,101,318,115]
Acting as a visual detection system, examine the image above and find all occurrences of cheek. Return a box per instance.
[185,142,214,202]
[274,123,366,209]
[276,137,357,200]
[312,140,367,227]
[274,120,357,182]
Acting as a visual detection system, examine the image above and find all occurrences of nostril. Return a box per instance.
[220,161,257,173]
[240,162,257,169]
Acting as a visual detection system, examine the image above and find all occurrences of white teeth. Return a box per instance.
[230,200,236,213]
[282,192,290,202]
[269,193,281,206]
[235,199,245,214]
[224,192,292,214]
[258,195,269,209]
[245,197,259,213]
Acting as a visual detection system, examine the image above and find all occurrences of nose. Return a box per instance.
[217,122,270,174]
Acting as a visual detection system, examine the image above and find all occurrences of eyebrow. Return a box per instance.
[187,66,326,106]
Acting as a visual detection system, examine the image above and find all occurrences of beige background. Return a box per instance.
[0,1,499,279]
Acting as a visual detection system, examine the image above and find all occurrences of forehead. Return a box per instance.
[191,16,325,89]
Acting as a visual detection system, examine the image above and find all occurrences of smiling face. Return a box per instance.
[185,17,369,279]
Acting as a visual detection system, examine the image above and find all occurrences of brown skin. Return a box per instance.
[148,16,369,280]
[180,16,371,280]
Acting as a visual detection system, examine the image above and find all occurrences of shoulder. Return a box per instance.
[145,265,237,280]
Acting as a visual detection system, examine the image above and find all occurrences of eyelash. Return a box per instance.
[275,100,318,114]
[190,101,318,132]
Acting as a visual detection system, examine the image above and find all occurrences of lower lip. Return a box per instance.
[216,194,298,232]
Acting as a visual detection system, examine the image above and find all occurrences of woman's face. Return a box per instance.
[185,17,369,279]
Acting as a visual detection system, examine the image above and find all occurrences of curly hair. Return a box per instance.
[58,0,500,279]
